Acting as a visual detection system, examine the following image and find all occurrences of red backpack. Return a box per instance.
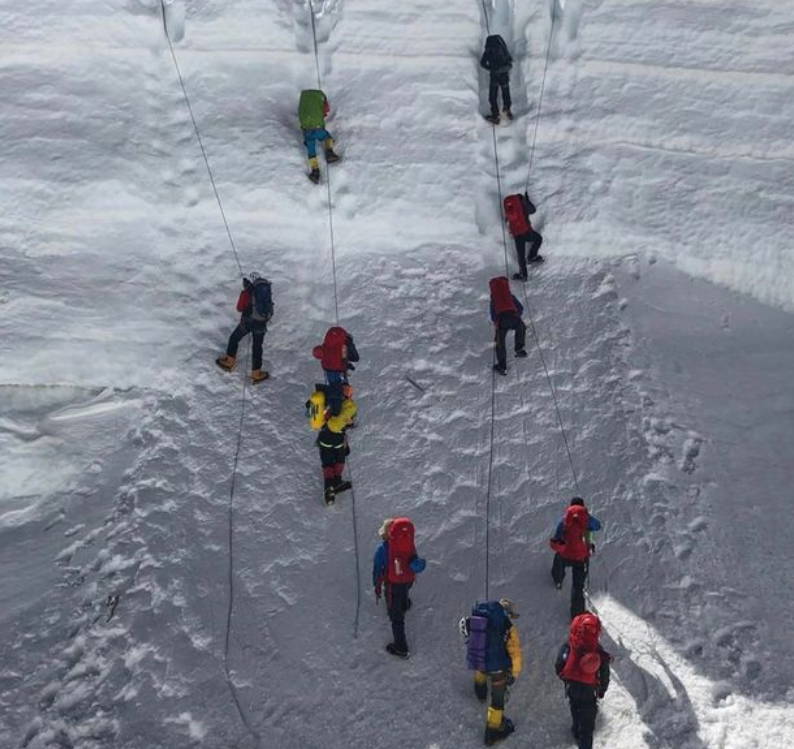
[561,504,591,562]
[387,517,417,584]
[489,276,518,317]
[560,613,602,685]
[503,194,531,237]
[315,327,348,371]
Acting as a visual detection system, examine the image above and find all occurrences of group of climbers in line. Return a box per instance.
[458,496,609,746]
[212,39,607,745]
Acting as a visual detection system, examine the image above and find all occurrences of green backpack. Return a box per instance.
[299,89,327,130]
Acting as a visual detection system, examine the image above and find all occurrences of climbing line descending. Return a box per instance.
[221,349,262,746]
[307,0,324,94]
[490,125,513,279]
[159,0,243,277]
[483,365,498,600]
[518,288,581,494]
[348,479,363,638]
[476,0,581,606]
[306,0,361,635]
[525,3,558,190]
[158,3,260,741]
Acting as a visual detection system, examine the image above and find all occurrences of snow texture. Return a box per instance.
[1,0,793,747]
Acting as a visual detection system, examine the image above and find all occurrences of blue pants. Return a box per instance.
[303,128,332,159]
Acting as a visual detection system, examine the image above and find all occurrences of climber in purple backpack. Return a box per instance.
[460,598,523,745]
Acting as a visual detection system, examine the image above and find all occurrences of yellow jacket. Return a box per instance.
[506,625,523,678]
[326,398,357,433]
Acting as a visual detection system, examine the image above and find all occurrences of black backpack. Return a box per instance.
[481,35,512,71]
[250,278,274,323]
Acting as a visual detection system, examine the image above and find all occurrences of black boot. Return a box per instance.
[308,168,321,184]
[484,717,515,745]
[385,643,410,659]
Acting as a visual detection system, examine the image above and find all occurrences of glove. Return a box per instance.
[589,544,596,555]
[375,581,382,602]
[597,688,606,699]
[506,673,515,687]
[346,363,356,371]
[243,277,252,289]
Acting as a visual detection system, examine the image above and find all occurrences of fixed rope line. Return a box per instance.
[524,3,558,191]
[158,5,259,742]
[307,0,360,635]
[307,0,324,92]
[308,0,341,324]
[159,0,243,277]
[476,0,579,492]
[518,285,581,494]
[222,346,262,747]
[483,366,498,600]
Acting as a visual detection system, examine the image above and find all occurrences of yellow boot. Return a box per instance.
[215,354,236,372]
[484,707,514,745]
[251,369,269,384]
[474,671,488,701]
[308,156,320,183]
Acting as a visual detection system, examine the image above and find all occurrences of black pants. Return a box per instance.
[495,313,527,369]
[226,321,266,370]
[552,555,588,618]
[489,671,508,711]
[568,688,598,749]
[489,72,512,116]
[515,230,543,277]
[386,582,412,652]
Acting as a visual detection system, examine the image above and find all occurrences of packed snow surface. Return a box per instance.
[1,0,793,747]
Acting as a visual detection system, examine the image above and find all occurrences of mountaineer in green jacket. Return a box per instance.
[299,89,341,184]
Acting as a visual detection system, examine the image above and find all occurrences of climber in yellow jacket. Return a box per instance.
[462,598,523,745]
[316,394,357,506]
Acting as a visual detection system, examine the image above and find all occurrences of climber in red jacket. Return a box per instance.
[503,192,544,281]
[555,612,611,749]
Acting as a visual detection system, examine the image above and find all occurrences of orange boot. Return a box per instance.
[216,355,236,372]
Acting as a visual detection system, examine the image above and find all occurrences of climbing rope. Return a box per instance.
[524,3,558,191]
[158,4,260,743]
[159,0,243,277]
[307,0,361,636]
[477,0,582,605]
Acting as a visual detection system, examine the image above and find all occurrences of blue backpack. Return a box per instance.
[250,279,273,323]
[466,600,512,673]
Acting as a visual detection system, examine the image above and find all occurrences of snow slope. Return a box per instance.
[1,0,793,747]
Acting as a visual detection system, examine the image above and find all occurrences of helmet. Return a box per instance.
[248,271,261,282]
[500,598,519,619]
